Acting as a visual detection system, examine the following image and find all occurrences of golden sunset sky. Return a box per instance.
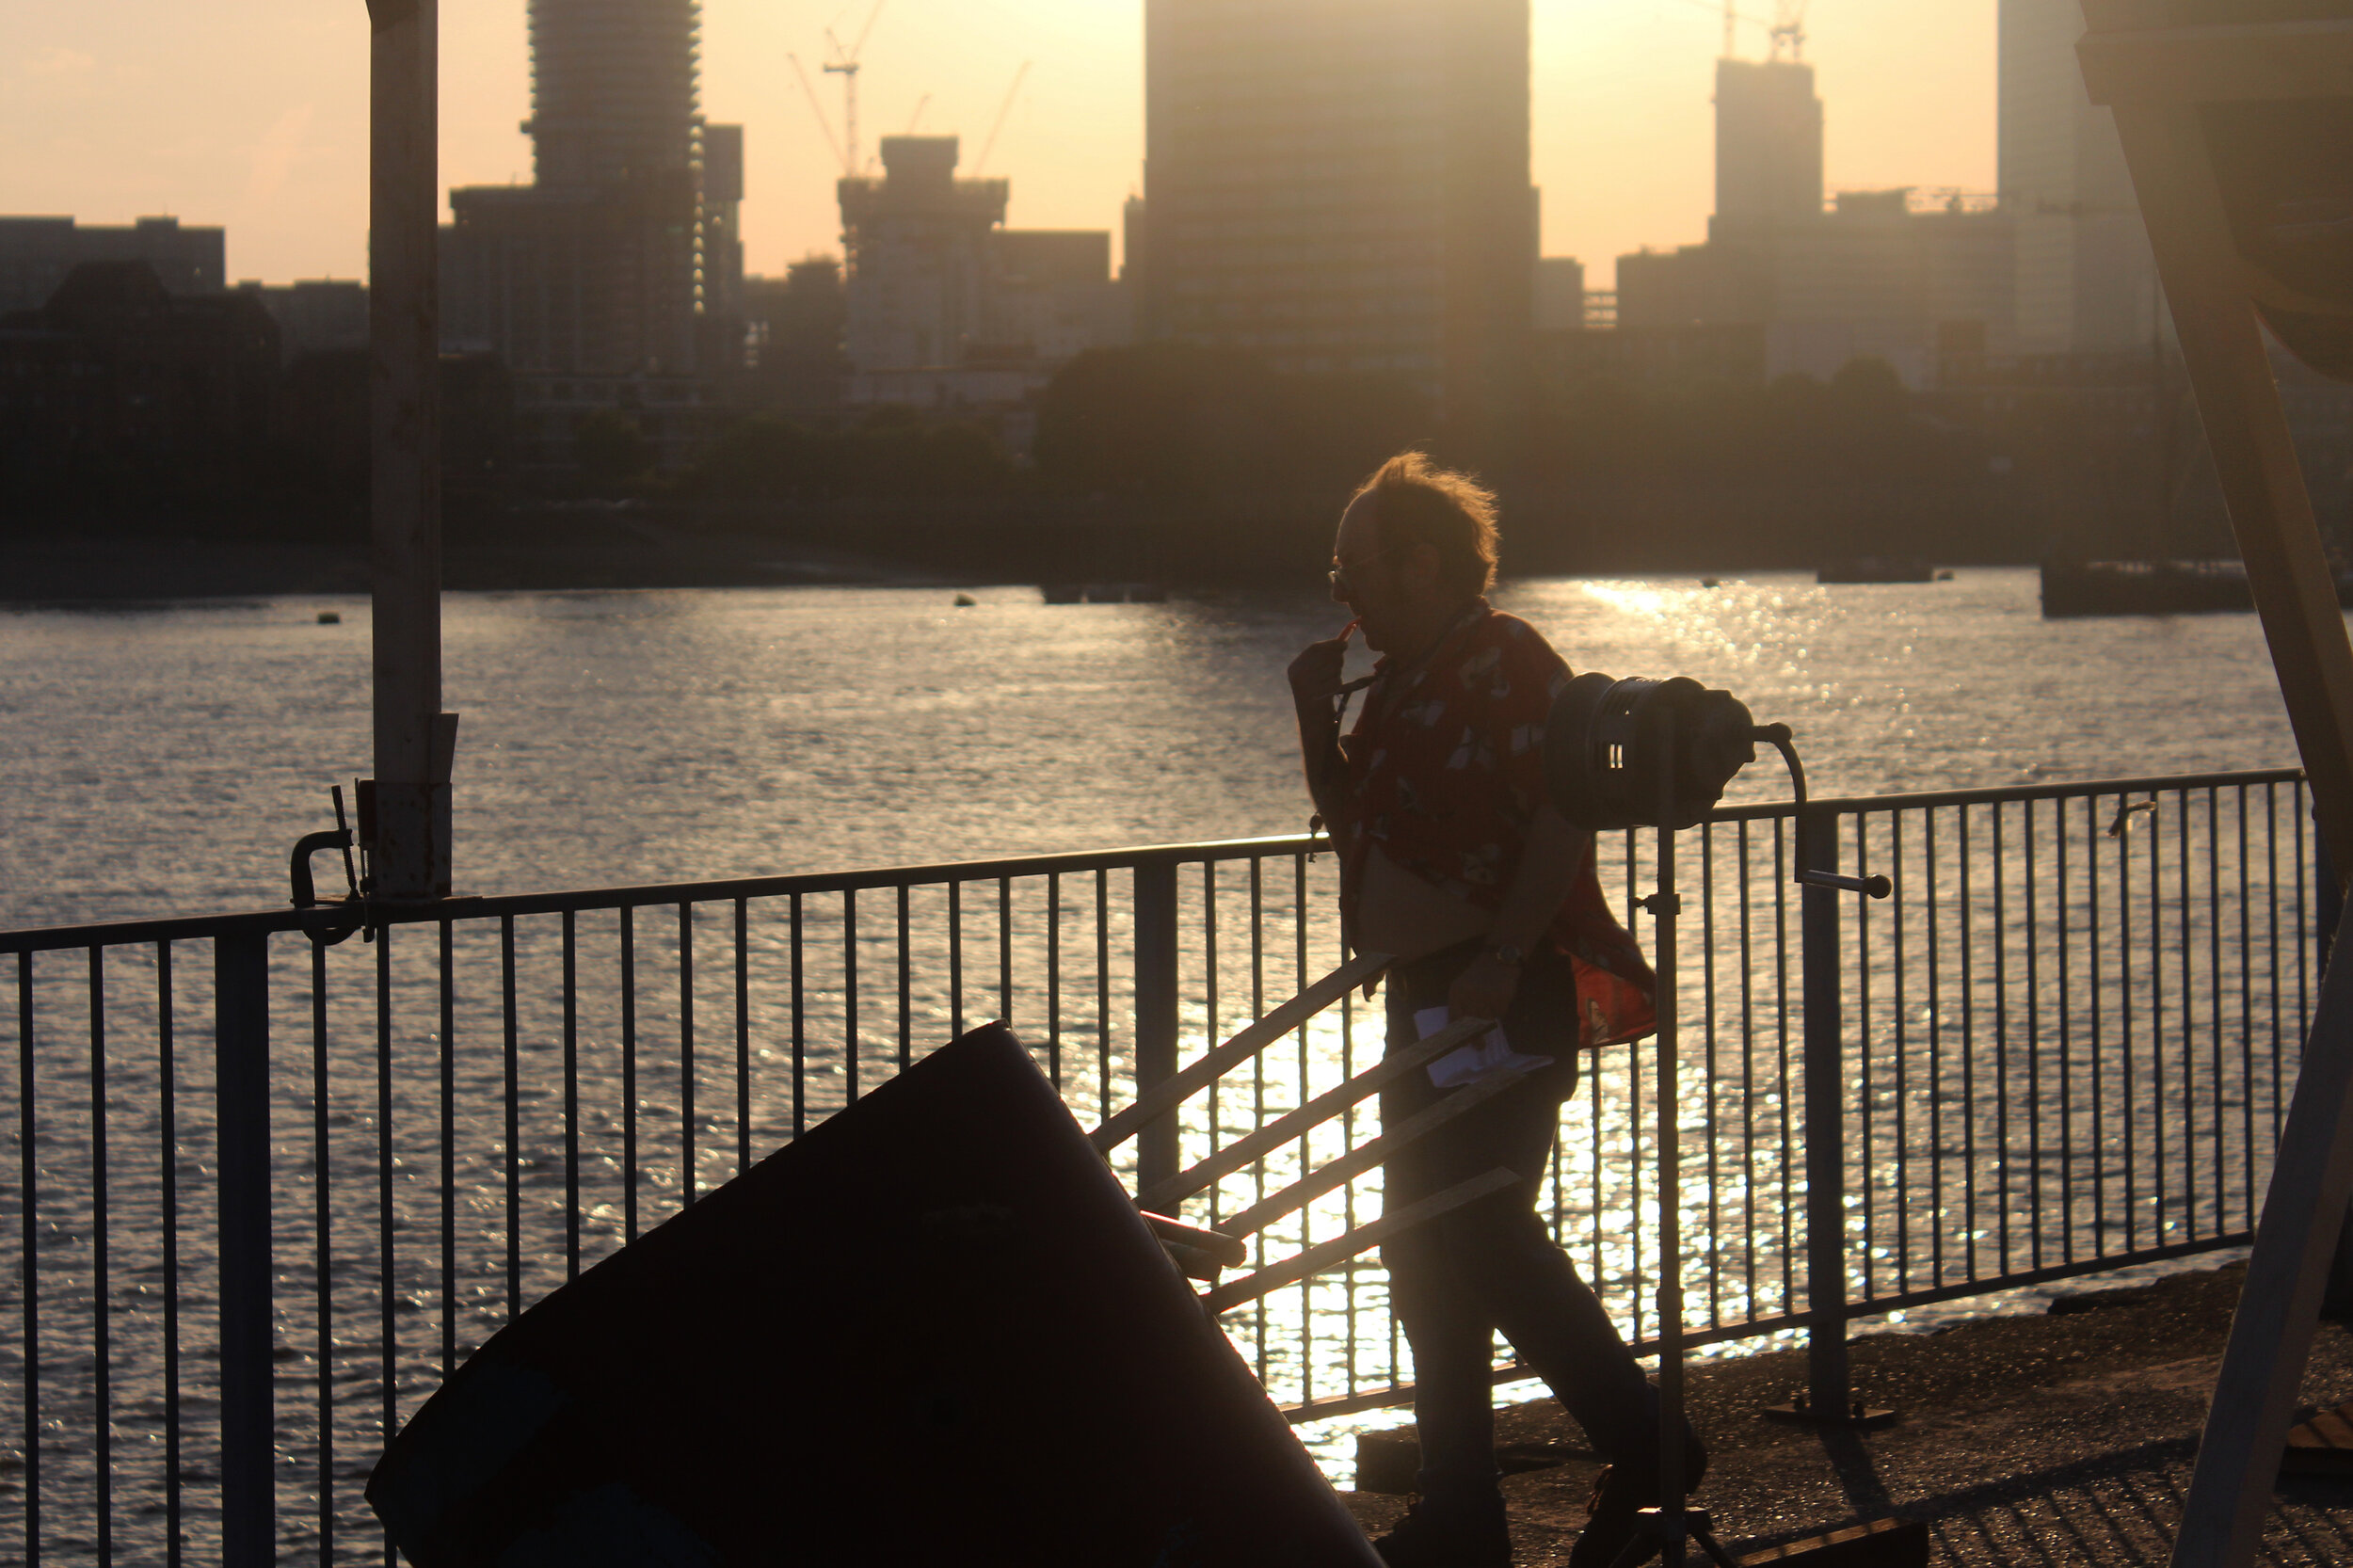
[0,1,1996,289]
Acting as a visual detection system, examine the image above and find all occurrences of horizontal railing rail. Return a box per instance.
[0,765,2313,1567]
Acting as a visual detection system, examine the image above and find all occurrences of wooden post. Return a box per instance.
[369,0,453,902]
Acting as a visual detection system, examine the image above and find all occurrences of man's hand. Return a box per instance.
[1447,951,1520,1025]
[1288,621,1357,707]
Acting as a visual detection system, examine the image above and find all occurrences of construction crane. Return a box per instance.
[787,52,849,175]
[972,60,1032,177]
[821,0,888,175]
[1711,0,1772,57]
[1769,0,1808,60]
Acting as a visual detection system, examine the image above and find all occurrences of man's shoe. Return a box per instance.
[1371,1491,1513,1567]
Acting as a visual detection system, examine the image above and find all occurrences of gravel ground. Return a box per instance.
[1339,1263,2353,1565]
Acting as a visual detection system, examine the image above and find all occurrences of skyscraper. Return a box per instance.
[442,0,742,384]
[524,0,701,190]
[1712,58,1824,228]
[1137,0,1534,451]
[1998,0,2162,354]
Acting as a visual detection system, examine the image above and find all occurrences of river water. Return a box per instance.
[0,569,2310,931]
[0,568,2321,1558]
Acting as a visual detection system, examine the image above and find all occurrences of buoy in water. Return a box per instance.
[317,611,342,624]
[953,593,977,607]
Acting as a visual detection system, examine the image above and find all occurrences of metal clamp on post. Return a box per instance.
[289,785,368,945]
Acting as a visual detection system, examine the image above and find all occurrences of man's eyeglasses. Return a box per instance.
[1328,546,1401,595]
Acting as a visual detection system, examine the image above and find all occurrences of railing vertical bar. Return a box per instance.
[1702,820,1722,1328]
[2057,794,2073,1268]
[892,884,909,1068]
[1958,806,1977,1283]
[15,952,36,1568]
[2205,789,2223,1240]
[1772,815,1791,1310]
[2025,798,2043,1274]
[439,920,457,1370]
[310,938,335,1568]
[1294,853,1312,1406]
[1630,857,1648,1347]
[2148,794,2166,1250]
[2281,783,2295,1145]
[735,898,750,1176]
[1993,801,2009,1278]
[949,880,965,1045]
[1892,811,1909,1291]
[501,916,520,1317]
[1738,820,1759,1304]
[1203,862,1222,1207]
[2089,795,2106,1258]
[561,911,580,1280]
[1926,808,1944,1286]
[998,876,1014,1030]
[375,927,395,1563]
[1251,857,1271,1381]
[844,888,861,1105]
[1046,873,1063,1091]
[158,942,180,1568]
[621,907,638,1241]
[1095,872,1110,1126]
[680,902,696,1208]
[790,893,807,1138]
[2119,798,2137,1254]
[2238,790,2256,1231]
[88,947,111,1567]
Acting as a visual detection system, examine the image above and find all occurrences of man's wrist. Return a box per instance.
[1482,941,1528,968]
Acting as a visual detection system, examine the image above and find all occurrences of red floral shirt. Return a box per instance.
[1333,602,1656,1048]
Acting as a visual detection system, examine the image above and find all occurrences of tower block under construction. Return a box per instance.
[442,0,743,388]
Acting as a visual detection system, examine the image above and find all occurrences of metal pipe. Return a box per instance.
[1654,736,1687,1566]
[1798,803,1853,1418]
[369,0,451,902]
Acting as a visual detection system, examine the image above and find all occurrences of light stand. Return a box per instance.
[1545,676,1895,1568]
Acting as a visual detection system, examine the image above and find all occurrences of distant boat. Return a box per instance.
[1817,557,1936,584]
[2040,559,2258,617]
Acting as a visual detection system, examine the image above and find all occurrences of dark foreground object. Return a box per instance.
[1736,1518,1929,1567]
[367,1021,1379,1567]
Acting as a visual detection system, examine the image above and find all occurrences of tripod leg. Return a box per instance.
[1689,1524,1743,1568]
[1605,1535,1661,1568]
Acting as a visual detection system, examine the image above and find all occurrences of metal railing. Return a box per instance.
[0,767,2313,1565]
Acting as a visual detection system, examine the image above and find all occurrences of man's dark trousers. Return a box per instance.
[1380,941,1686,1503]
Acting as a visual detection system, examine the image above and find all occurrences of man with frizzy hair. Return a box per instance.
[1289,453,1705,1567]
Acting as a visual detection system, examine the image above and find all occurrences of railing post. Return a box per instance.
[215,933,273,1567]
[1798,806,1853,1416]
[1132,863,1181,1196]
